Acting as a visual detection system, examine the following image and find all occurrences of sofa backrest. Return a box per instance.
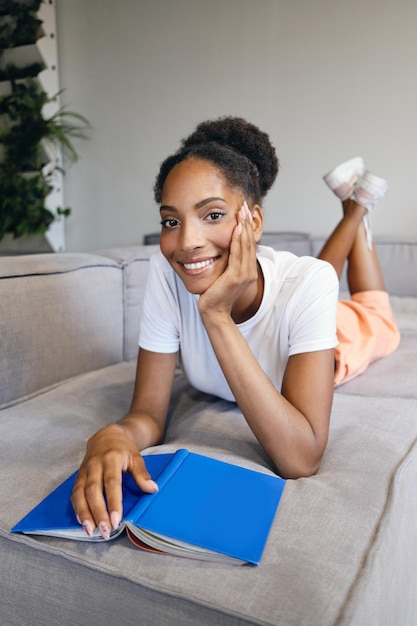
[259,233,417,297]
[310,237,417,297]
[1,234,415,408]
[0,253,125,409]
[93,245,159,362]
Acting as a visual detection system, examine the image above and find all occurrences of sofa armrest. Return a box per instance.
[0,253,124,409]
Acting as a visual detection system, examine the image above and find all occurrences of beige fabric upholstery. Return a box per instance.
[1,234,417,626]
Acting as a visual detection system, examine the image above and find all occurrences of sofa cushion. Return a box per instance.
[0,253,124,409]
[2,362,417,625]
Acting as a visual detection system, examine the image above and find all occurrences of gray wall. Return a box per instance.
[56,0,417,252]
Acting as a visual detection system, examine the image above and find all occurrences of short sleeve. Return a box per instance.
[139,253,180,353]
[287,260,339,356]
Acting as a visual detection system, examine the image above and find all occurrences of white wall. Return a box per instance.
[56,0,417,251]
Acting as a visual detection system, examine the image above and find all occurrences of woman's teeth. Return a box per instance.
[183,259,214,270]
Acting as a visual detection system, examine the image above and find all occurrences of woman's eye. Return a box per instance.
[160,218,179,229]
[206,211,224,222]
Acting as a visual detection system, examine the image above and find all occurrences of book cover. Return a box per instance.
[11,449,286,565]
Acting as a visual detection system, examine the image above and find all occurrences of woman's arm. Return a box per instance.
[198,204,335,478]
[71,348,178,537]
[200,310,334,478]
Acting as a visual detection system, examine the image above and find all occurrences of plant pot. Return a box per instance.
[0,42,46,71]
[0,232,53,256]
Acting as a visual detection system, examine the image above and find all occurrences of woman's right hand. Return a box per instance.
[70,422,158,540]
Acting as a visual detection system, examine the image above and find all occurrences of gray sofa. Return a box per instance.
[1,233,417,626]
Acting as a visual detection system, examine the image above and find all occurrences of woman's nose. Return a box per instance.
[179,219,204,251]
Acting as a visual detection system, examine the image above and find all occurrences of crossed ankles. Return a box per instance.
[323,157,388,249]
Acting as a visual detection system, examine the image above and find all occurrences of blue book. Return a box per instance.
[11,449,286,565]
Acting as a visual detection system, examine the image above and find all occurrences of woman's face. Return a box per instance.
[159,158,259,294]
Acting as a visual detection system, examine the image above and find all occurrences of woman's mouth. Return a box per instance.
[183,258,216,270]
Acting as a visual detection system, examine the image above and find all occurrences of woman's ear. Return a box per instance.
[251,204,264,243]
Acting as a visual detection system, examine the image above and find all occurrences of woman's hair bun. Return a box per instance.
[181,116,279,198]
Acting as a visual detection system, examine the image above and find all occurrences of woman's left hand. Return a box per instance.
[198,202,258,318]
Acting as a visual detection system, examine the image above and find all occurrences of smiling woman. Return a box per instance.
[70,116,399,541]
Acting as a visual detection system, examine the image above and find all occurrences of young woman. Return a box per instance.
[71,117,400,540]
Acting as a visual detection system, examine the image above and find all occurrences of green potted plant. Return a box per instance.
[0,0,43,49]
[0,0,90,249]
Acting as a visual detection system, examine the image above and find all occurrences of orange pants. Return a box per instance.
[334,291,400,386]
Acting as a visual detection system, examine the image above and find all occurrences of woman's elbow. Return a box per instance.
[276,444,326,480]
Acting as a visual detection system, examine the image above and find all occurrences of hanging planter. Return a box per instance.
[0,0,43,48]
[0,78,90,242]
[0,0,91,250]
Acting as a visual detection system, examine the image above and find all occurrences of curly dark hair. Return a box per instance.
[153,116,279,205]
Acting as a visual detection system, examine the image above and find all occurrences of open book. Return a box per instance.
[11,449,286,565]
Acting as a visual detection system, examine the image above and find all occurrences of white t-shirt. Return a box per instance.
[139,245,339,402]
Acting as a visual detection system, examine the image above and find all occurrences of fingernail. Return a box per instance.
[147,479,159,493]
[99,522,110,540]
[83,520,94,537]
[236,222,242,236]
[110,511,121,530]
